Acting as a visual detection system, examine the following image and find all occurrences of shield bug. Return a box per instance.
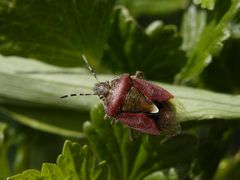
[61,55,181,139]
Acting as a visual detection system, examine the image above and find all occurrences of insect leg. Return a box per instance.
[135,71,144,79]
[129,128,136,141]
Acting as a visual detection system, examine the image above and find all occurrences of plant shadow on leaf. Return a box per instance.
[102,7,187,83]
[83,103,198,180]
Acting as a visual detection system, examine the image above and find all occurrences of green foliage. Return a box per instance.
[1,56,240,138]
[0,122,9,179]
[0,0,115,67]
[8,140,109,180]
[0,0,240,179]
[120,0,189,16]
[201,39,240,93]
[193,0,216,10]
[143,169,179,180]
[83,104,198,180]
[102,7,186,82]
[0,55,93,138]
[213,151,240,180]
[190,123,234,179]
[176,0,240,84]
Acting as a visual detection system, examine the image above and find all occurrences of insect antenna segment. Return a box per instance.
[60,93,96,99]
[82,54,100,82]
[60,54,100,99]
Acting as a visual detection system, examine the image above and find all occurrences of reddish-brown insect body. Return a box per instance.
[61,55,180,137]
[93,71,180,136]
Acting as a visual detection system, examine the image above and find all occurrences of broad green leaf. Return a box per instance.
[8,140,109,180]
[1,56,240,137]
[176,0,240,84]
[102,7,186,82]
[193,0,216,10]
[83,104,198,180]
[0,55,95,138]
[120,0,189,16]
[0,0,115,67]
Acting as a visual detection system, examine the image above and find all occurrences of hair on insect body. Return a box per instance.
[61,55,181,140]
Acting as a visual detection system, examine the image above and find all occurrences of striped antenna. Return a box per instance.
[60,54,99,99]
[60,93,97,99]
[82,54,100,82]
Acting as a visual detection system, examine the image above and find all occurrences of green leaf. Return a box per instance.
[1,56,240,137]
[83,104,198,180]
[190,122,233,179]
[180,5,207,52]
[193,0,216,10]
[143,168,179,180]
[176,0,240,84]
[120,0,189,16]
[8,140,109,180]
[0,106,89,138]
[0,122,7,142]
[8,169,42,180]
[201,39,240,93]
[230,10,240,38]
[0,55,95,138]
[0,0,115,67]
[0,122,9,179]
[143,171,167,180]
[102,7,186,82]
[5,129,66,177]
[213,151,240,180]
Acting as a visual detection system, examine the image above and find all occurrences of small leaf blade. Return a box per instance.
[8,140,109,180]
[176,0,240,84]
[193,0,216,10]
